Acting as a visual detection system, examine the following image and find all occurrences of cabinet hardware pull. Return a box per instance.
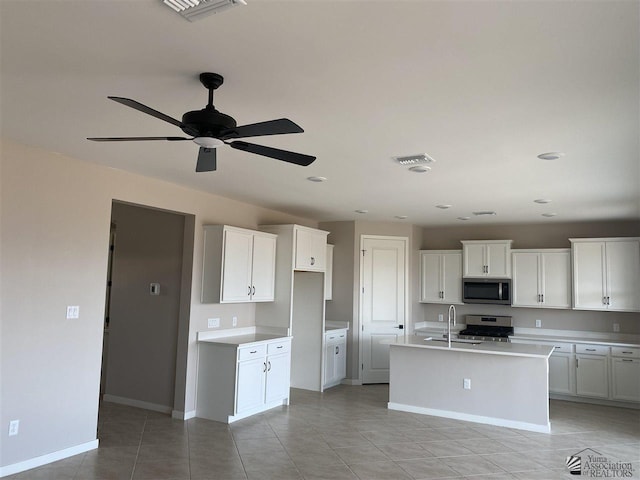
[250,350,257,354]
[310,257,315,265]
[277,345,283,349]
[267,361,271,371]
[263,362,267,372]
[541,294,544,302]
[554,346,561,349]
[336,346,339,354]
[586,348,596,352]
[622,359,633,362]
[249,286,252,295]
[622,351,633,354]
[252,286,256,295]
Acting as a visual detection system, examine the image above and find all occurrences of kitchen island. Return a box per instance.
[388,337,554,433]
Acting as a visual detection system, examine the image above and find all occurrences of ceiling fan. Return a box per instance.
[88,72,315,172]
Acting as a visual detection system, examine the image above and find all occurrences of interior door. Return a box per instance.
[361,236,407,384]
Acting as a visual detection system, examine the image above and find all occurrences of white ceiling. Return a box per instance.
[1,0,638,226]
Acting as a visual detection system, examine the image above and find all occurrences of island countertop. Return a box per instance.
[391,336,554,359]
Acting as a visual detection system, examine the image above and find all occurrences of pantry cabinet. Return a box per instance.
[201,225,277,303]
[419,250,462,304]
[461,240,512,278]
[570,238,640,312]
[512,249,571,309]
[197,335,291,423]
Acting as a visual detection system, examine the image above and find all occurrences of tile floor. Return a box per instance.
[6,385,640,480]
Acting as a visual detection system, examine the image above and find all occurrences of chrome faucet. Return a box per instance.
[447,304,456,348]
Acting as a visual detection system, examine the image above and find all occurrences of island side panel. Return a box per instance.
[388,345,550,432]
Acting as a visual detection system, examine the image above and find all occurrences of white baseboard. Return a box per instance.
[103,394,172,414]
[0,439,98,478]
[387,402,551,434]
[550,393,640,410]
[172,409,196,420]
[341,378,362,386]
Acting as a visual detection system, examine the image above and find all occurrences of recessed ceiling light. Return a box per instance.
[307,176,327,183]
[534,199,552,204]
[355,209,368,214]
[395,215,408,220]
[537,152,565,161]
[457,216,470,221]
[542,212,558,217]
[408,165,431,173]
[393,153,436,166]
[472,211,497,216]
[436,204,452,209]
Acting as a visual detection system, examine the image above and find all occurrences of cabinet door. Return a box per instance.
[251,234,276,302]
[463,244,486,277]
[541,251,571,309]
[265,353,290,403]
[221,229,254,303]
[295,229,326,271]
[606,240,640,312]
[441,253,462,303]
[549,353,575,395]
[324,341,336,387]
[236,357,266,413]
[611,358,640,402]
[573,241,606,310]
[325,245,334,300]
[512,252,541,307]
[309,231,327,271]
[576,355,608,398]
[486,243,510,277]
[335,338,347,381]
[420,253,442,302]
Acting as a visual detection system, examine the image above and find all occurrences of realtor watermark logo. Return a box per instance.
[565,448,635,477]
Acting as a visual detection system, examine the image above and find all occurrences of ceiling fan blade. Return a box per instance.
[196,147,217,172]
[87,136,191,142]
[229,141,315,166]
[108,97,191,132]
[221,118,304,139]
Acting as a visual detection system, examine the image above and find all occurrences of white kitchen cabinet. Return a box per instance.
[325,244,334,300]
[548,343,575,395]
[323,329,347,389]
[295,226,328,271]
[197,335,291,423]
[461,240,512,278]
[576,344,609,399]
[570,238,640,312]
[512,249,571,309]
[419,250,462,304]
[610,347,640,402]
[201,225,277,304]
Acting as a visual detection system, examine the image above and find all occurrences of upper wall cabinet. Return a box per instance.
[201,225,277,304]
[461,240,513,278]
[419,250,462,304]
[295,226,328,271]
[570,238,640,312]
[325,244,334,300]
[512,249,571,309]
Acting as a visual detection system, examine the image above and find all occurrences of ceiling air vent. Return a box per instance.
[393,153,436,166]
[163,0,247,22]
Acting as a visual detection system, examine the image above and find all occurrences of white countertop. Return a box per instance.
[392,336,554,359]
[198,333,289,347]
[510,333,640,348]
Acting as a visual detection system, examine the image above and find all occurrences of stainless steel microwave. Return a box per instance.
[462,278,512,305]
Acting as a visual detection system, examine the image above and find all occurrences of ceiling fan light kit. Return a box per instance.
[88,72,315,172]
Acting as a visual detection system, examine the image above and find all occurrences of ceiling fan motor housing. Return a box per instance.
[181,107,237,137]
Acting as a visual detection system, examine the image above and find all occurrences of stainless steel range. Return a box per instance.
[458,315,513,342]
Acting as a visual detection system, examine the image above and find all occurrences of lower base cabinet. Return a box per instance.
[576,353,609,399]
[611,347,640,402]
[324,329,347,389]
[548,348,575,395]
[197,336,291,423]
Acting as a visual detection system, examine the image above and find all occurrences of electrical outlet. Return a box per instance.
[438,314,444,322]
[463,378,471,390]
[9,420,19,436]
[207,318,220,329]
[232,316,238,327]
[535,319,542,328]
[613,323,620,333]
[66,306,79,319]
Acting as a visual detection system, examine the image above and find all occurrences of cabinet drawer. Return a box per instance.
[611,346,640,358]
[238,344,267,362]
[576,344,609,356]
[267,339,291,355]
[551,343,574,354]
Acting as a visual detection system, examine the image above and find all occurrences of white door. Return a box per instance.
[251,234,276,302]
[221,229,253,303]
[441,252,462,303]
[541,251,571,308]
[512,252,540,307]
[420,252,442,302]
[236,357,266,413]
[360,236,407,384]
[265,353,290,403]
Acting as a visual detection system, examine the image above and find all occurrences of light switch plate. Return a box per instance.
[66,306,79,319]
[232,316,238,327]
[207,318,220,329]
[463,378,471,390]
[535,319,542,328]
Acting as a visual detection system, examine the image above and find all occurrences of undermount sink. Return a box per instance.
[423,337,482,346]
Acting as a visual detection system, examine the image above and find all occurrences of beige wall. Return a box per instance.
[0,139,316,469]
